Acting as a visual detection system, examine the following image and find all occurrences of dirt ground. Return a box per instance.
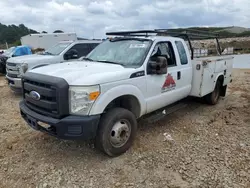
[0,69,249,188]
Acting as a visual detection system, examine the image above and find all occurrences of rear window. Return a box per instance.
[175,41,188,65]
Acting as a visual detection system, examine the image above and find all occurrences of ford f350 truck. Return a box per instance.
[6,40,102,92]
[19,30,233,157]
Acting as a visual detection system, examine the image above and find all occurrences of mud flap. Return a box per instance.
[220,85,227,97]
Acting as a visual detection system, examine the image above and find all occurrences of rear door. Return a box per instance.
[174,40,192,96]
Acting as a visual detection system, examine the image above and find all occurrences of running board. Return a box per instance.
[141,102,187,124]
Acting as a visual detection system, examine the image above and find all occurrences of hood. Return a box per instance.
[6,54,58,64]
[29,61,136,85]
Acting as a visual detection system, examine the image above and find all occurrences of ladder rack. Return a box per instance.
[106,29,222,59]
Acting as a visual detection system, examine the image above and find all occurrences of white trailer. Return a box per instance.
[20,33,78,50]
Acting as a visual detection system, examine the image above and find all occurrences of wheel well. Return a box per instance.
[104,95,141,118]
[217,75,224,85]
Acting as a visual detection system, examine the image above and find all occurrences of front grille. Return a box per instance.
[6,62,19,77]
[7,73,18,78]
[7,62,17,66]
[22,72,69,119]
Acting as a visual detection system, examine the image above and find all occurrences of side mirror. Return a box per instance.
[148,56,168,75]
[64,49,78,60]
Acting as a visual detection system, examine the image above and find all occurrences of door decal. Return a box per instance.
[161,73,176,93]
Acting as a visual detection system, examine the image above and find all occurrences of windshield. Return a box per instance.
[44,42,72,55]
[3,47,15,56]
[86,39,152,67]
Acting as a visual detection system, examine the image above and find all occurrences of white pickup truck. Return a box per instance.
[19,30,233,157]
[6,40,102,92]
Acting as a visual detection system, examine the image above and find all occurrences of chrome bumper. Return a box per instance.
[6,75,22,89]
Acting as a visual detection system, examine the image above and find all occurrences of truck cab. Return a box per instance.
[5,40,102,92]
[19,30,233,157]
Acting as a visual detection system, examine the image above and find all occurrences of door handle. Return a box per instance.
[177,71,181,80]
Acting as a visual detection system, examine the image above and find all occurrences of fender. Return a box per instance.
[213,73,224,89]
[89,84,146,117]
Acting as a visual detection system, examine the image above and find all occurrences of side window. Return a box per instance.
[88,43,99,50]
[69,44,91,58]
[175,41,188,65]
[151,42,176,67]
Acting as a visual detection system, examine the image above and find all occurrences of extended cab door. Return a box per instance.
[145,40,192,114]
[174,40,192,97]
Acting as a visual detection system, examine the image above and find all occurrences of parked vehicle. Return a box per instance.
[0,45,32,74]
[19,30,233,157]
[21,32,78,50]
[6,40,102,91]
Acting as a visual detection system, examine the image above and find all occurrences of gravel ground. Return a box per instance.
[0,69,249,188]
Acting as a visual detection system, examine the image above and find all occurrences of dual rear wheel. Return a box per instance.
[205,80,222,105]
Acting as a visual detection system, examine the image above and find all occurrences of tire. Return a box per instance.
[205,80,221,105]
[95,107,137,157]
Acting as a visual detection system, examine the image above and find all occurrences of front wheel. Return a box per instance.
[95,108,137,157]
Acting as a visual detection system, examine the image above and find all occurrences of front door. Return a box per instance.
[145,41,183,114]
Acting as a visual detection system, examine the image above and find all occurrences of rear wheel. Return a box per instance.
[205,80,221,105]
[95,108,137,157]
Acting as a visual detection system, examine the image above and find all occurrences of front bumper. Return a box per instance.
[6,75,22,89]
[19,101,100,140]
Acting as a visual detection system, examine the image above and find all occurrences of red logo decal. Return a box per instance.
[162,74,176,92]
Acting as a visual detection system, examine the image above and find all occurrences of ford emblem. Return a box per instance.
[30,91,41,101]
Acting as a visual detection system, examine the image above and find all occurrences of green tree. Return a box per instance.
[0,23,38,44]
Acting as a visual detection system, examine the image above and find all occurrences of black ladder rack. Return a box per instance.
[106,29,222,59]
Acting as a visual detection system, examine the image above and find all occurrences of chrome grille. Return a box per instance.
[6,62,20,78]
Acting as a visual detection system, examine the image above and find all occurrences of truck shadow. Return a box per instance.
[26,96,210,162]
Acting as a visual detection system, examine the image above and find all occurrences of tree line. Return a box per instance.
[0,23,64,46]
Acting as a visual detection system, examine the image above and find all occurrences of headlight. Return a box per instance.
[16,63,28,77]
[69,85,100,115]
[21,63,28,74]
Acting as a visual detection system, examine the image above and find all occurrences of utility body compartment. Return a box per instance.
[190,55,234,97]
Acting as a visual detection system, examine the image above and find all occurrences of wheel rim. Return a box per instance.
[109,119,131,148]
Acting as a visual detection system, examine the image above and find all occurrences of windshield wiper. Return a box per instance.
[81,57,94,61]
[96,60,124,66]
[43,51,53,55]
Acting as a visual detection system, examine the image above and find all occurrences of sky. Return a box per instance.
[0,0,250,38]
